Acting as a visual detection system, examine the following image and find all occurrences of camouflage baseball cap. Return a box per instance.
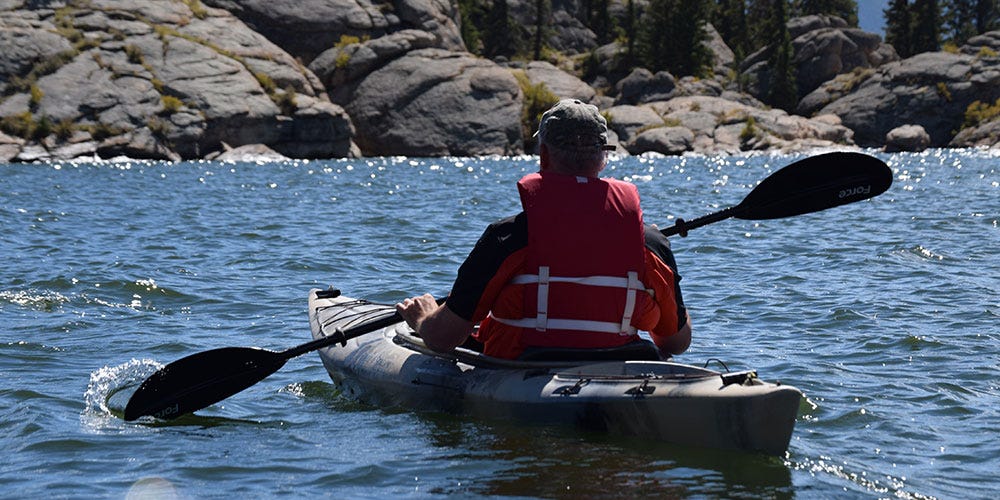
[535,99,616,152]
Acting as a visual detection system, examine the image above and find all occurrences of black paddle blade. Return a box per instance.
[737,151,892,220]
[123,347,287,421]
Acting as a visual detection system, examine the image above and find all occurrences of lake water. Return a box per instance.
[1,149,997,498]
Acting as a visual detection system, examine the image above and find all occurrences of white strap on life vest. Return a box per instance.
[489,314,638,335]
[621,271,640,332]
[536,266,549,331]
[493,267,642,336]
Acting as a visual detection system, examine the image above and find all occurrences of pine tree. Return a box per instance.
[625,0,638,65]
[799,0,859,25]
[532,0,551,60]
[885,0,913,57]
[483,0,520,59]
[458,0,486,55]
[676,0,715,76]
[747,0,775,53]
[591,0,614,44]
[946,0,979,44]
[975,0,1000,32]
[767,0,799,111]
[912,0,942,53]
[637,0,714,77]
[715,0,751,62]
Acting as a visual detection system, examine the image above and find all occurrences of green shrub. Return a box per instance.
[9,50,78,93]
[54,6,83,44]
[125,44,144,64]
[0,112,35,138]
[635,123,665,135]
[254,72,276,94]
[601,111,613,127]
[83,122,120,140]
[963,98,1000,129]
[581,50,602,81]
[332,35,366,69]
[977,46,999,58]
[335,34,363,48]
[1,113,56,140]
[275,86,297,116]
[53,118,76,140]
[335,50,352,69]
[29,84,44,109]
[835,67,875,93]
[146,116,170,137]
[513,70,559,144]
[33,115,52,140]
[740,116,758,142]
[185,0,208,19]
[153,25,174,41]
[161,95,183,114]
[936,82,952,102]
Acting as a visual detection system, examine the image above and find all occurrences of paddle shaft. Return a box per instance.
[662,206,740,238]
[282,310,403,359]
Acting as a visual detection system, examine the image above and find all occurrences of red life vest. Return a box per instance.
[487,172,649,349]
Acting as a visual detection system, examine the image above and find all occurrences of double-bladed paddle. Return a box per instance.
[124,151,891,421]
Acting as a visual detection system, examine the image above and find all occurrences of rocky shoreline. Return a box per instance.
[2,0,999,163]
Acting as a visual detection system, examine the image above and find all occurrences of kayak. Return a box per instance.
[308,288,803,456]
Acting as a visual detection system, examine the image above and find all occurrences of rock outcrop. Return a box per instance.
[210,142,290,162]
[885,124,931,152]
[951,117,1000,147]
[202,0,465,63]
[0,0,356,160]
[608,96,853,155]
[509,60,599,105]
[742,15,898,104]
[810,49,1000,147]
[0,131,24,162]
[615,68,678,105]
[328,48,523,156]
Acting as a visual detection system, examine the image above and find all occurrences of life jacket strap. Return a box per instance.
[488,313,638,336]
[495,269,644,336]
[536,266,550,332]
[509,274,635,288]
[621,271,639,332]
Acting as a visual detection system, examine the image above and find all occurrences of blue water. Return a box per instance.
[1,150,997,498]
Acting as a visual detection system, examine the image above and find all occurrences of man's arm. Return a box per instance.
[651,311,691,356]
[644,225,692,357]
[396,293,474,353]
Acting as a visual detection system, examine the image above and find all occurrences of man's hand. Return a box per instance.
[395,293,438,335]
[395,293,475,353]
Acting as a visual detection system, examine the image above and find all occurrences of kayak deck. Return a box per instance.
[309,289,802,456]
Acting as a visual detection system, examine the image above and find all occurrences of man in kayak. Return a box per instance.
[397,98,691,360]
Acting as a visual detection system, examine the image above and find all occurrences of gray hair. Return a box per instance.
[542,142,607,175]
